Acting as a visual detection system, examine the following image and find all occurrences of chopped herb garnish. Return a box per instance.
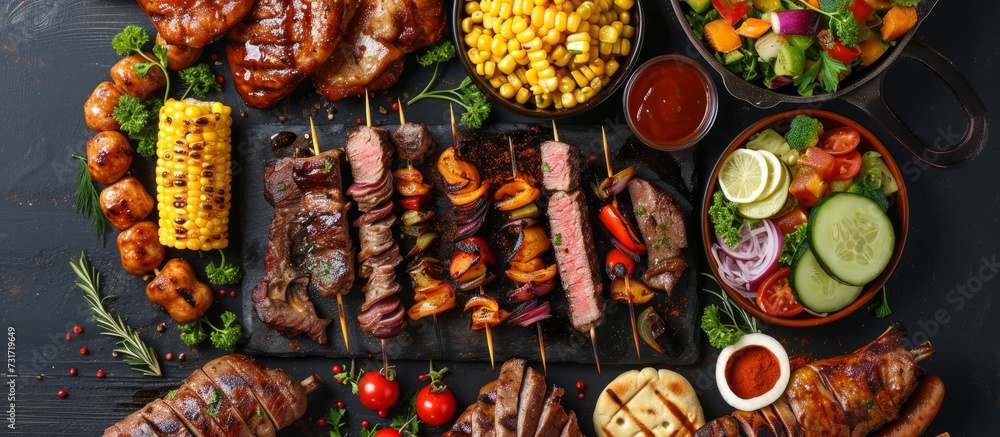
[541,162,552,172]
[278,182,287,191]
[167,389,178,400]
[255,404,263,419]
[654,237,672,249]
[554,233,562,246]
[634,206,646,215]
[324,160,333,172]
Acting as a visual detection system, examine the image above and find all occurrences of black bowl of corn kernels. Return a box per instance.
[452,0,644,119]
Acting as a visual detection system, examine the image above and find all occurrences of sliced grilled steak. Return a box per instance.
[471,381,499,437]
[560,411,584,437]
[202,361,277,437]
[495,358,527,437]
[534,386,569,437]
[392,123,434,162]
[346,127,393,184]
[442,403,478,437]
[517,367,547,437]
[627,178,688,295]
[105,412,158,437]
[540,141,581,192]
[548,190,604,332]
[226,0,358,108]
[182,370,254,437]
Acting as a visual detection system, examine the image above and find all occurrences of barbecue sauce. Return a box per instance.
[626,59,709,146]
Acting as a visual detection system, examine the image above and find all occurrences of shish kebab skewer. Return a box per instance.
[546,121,603,374]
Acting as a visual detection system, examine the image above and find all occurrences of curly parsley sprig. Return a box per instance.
[178,311,243,351]
[701,274,760,349]
[71,252,162,376]
[112,25,171,99]
[205,250,243,285]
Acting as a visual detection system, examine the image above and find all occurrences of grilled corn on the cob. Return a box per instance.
[156,98,232,250]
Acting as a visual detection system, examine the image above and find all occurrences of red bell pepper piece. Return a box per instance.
[819,30,862,63]
[598,203,647,255]
[712,0,750,26]
[774,204,809,234]
[605,249,636,280]
[849,0,874,23]
[798,147,836,180]
[789,170,827,207]
[400,193,432,211]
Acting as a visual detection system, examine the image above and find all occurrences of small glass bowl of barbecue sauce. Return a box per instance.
[623,54,718,152]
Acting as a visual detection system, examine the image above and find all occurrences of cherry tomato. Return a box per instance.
[819,127,861,156]
[400,193,432,211]
[830,150,863,181]
[604,249,636,280]
[416,385,457,426]
[358,370,400,411]
[774,204,808,235]
[756,268,804,317]
[374,429,401,437]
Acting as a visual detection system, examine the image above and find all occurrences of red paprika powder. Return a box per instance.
[724,345,780,399]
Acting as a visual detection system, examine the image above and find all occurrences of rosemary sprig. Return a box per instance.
[72,155,105,241]
[70,252,162,377]
[700,273,760,349]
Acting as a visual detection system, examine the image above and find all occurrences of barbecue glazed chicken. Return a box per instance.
[137,0,254,49]
[696,325,936,437]
[226,0,359,108]
[312,0,445,101]
[104,354,319,437]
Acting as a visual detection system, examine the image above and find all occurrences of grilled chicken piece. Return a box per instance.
[87,130,133,184]
[106,412,158,437]
[697,325,936,437]
[627,178,688,294]
[137,0,254,48]
[226,0,359,108]
[162,384,229,437]
[156,33,202,70]
[218,354,312,430]
[100,176,154,231]
[312,0,444,101]
[253,158,331,344]
[117,221,165,276]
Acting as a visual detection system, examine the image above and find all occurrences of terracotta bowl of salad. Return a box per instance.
[701,109,908,327]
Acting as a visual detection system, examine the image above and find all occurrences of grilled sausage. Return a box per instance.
[117,221,165,276]
[87,131,133,184]
[156,33,203,70]
[110,53,168,100]
[84,81,123,131]
[146,258,212,323]
[100,176,154,231]
[873,375,945,437]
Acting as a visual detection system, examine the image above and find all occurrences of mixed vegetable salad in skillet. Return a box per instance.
[709,113,899,318]
[680,0,921,96]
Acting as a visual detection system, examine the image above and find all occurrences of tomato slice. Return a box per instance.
[830,150,862,181]
[756,268,804,317]
[819,127,861,155]
[774,204,808,234]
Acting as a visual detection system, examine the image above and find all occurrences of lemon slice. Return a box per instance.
[758,150,784,199]
[718,149,768,203]
[738,167,790,219]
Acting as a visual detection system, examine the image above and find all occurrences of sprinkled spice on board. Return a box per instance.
[724,345,780,399]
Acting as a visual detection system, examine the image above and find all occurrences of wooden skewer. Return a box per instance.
[450,103,460,151]
[309,116,351,354]
[551,119,559,142]
[365,89,372,128]
[398,98,406,126]
[602,126,641,359]
[480,286,497,370]
[508,137,548,374]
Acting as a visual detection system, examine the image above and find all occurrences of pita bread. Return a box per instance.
[593,368,705,437]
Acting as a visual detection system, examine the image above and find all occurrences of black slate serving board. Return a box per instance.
[239,122,701,365]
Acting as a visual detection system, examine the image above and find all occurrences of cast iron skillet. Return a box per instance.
[670,0,987,168]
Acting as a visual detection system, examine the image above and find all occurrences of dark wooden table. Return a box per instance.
[2,1,998,435]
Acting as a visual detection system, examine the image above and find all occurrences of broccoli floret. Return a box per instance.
[784,115,824,150]
[848,177,890,212]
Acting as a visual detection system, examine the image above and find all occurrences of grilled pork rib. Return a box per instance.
[696,325,935,437]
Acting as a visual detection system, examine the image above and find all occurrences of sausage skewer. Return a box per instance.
[307,116,352,353]
[600,127,642,358]
[549,121,602,374]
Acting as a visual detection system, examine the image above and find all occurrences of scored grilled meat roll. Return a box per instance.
[346,126,406,338]
[226,0,359,108]
[104,355,319,437]
[696,324,936,437]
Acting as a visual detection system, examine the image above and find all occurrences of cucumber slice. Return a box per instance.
[790,243,864,313]
[808,193,895,286]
